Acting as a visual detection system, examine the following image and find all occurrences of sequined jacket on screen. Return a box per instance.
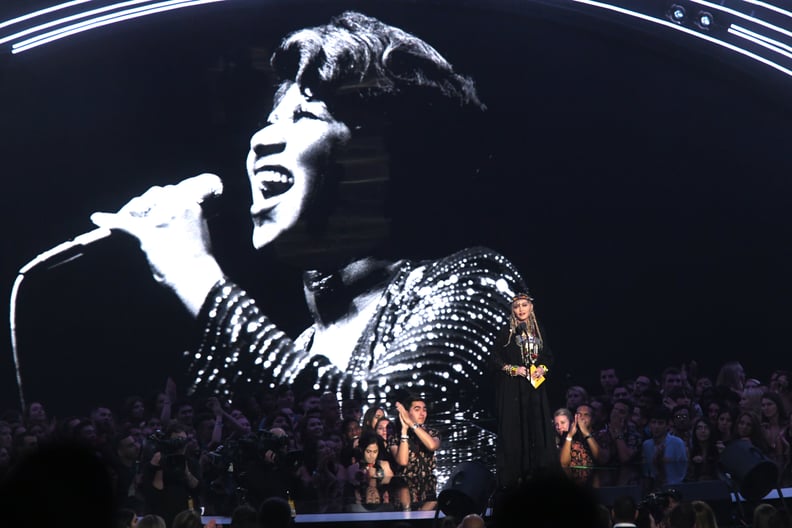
[187,246,526,416]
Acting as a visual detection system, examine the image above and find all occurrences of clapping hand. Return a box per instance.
[395,402,411,426]
[568,419,578,438]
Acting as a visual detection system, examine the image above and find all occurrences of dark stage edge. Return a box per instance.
[199,486,792,527]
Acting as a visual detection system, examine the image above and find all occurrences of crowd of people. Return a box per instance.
[551,362,792,495]
[0,358,790,527]
[0,386,445,523]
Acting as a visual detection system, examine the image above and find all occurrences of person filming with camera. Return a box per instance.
[143,421,202,525]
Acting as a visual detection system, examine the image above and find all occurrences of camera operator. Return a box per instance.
[236,427,301,510]
[142,421,202,526]
[204,426,301,513]
[108,430,145,512]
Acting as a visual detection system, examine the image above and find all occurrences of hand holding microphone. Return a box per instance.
[89,173,226,316]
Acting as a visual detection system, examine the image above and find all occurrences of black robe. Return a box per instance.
[490,324,560,488]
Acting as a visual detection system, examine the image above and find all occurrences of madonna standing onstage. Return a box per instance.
[490,292,560,488]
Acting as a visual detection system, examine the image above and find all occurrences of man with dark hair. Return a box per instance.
[669,404,693,445]
[392,394,441,507]
[600,367,620,399]
[109,431,144,511]
[661,367,685,402]
[611,495,639,528]
[641,406,687,489]
[142,421,201,526]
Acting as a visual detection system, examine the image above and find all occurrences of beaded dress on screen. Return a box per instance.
[185,245,527,486]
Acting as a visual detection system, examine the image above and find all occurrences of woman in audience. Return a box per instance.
[740,386,764,415]
[692,500,719,528]
[687,417,719,481]
[760,391,789,470]
[361,407,385,438]
[553,408,573,450]
[296,437,346,512]
[735,410,772,454]
[769,370,792,415]
[716,361,746,399]
[714,407,736,453]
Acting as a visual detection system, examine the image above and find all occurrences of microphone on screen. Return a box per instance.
[18,173,223,275]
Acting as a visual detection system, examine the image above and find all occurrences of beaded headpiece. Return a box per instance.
[512,292,534,302]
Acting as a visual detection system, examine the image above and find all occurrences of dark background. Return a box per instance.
[1,0,791,415]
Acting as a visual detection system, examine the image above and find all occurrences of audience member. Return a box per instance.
[715,407,737,453]
[668,501,697,528]
[122,395,148,428]
[692,500,719,528]
[109,430,145,511]
[230,503,259,528]
[457,513,486,528]
[590,396,608,433]
[760,391,788,469]
[687,417,719,482]
[716,361,746,400]
[566,385,590,411]
[641,406,687,490]
[560,403,600,485]
[137,514,167,528]
[258,496,294,528]
[741,386,765,415]
[392,395,441,506]
[769,370,792,414]
[695,376,714,401]
[172,508,203,528]
[595,400,641,486]
[553,407,573,449]
[632,375,654,401]
[296,437,345,511]
[735,410,772,454]
[361,406,385,437]
[660,367,686,401]
[611,494,639,528]
[753,503,777,528]
[599,367,621,399]
[612,385,633,405]
[142,421,202,525]
[114,507,138,528]
[670,404,693,446]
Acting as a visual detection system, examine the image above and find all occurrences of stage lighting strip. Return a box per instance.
[741,0,792,21]
[0,0,91,30]
[3,0,225,54]
[572,0,792,78]
[0,0,168,46]
[730,24,792,61]
[689,0,792,40]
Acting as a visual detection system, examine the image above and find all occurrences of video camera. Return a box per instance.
[208,429,302,471]
[148,430,189,456]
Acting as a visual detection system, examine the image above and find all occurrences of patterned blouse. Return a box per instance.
[388,425,441,503]
[184,246,526,416]
[568,435,595,485]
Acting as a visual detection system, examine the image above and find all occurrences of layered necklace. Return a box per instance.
[515,321,540,365]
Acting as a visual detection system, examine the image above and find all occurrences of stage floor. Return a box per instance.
[199,485,792,527]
